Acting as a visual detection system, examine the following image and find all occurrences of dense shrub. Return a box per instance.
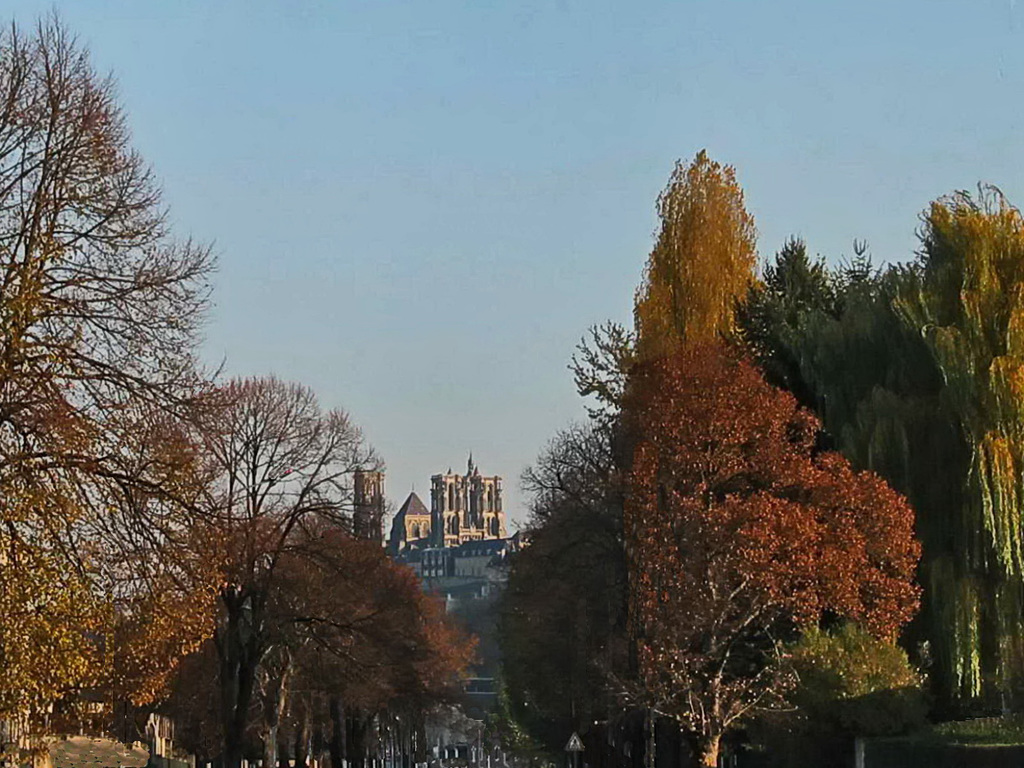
[750,624,927,767]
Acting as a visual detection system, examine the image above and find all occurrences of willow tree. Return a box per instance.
[738,190,1024,711]
[633,150,757,359]
[895,186,1024,705]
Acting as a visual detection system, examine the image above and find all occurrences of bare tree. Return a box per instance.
[202,376,379,768]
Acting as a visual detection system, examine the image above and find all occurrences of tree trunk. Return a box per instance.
[264,724,279,768]
[294,697,311,768]
[347,710,368,768]
[412,710,426,764]
[329,696,346,768]
[696,732,720,768]
[262,661,292,768]
[216,590,263,768]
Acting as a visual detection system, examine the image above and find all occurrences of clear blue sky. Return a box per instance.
[9,1,1023,526]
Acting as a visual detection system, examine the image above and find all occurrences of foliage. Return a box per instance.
[931,715,1024,745]
[791,624,923,703]
[200,375,379,768]
[634,150,757,360]
[570,321,636,424]
[500,421,629,753]
[739,188,1024,711]
[281,526,474,713]
[623,345,921,766]
[751,625,926,768]
[485,676,545,756]
[737,238,841,410]
[895,186,1024,704]
[736,239,958,708]
[0,540,110,716]
[0,14,216,728]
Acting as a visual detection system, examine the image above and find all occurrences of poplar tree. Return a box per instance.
[634,151,757,359]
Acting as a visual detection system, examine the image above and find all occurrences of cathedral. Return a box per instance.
[388,455,507,553]
[353,468,386,542]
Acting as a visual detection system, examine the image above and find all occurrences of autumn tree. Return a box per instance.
[894,187,1024,706]
[623,344,920,767]
[201,376,379,768]
[281,534,473,768]
[633,151,757,360]
[737,191,1024,712]
[0,14,216,738]
[164,521,473,768]
[500,421,629,752]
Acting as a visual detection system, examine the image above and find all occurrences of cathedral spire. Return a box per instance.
[467,452,474,475]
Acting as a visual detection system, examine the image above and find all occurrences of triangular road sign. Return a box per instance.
[565,732,585,752]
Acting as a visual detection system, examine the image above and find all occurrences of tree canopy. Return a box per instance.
[623,345,920,767]
[0,15,216,734]
[634,151,757,359]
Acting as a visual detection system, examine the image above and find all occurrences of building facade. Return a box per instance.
[388,456,507,553]
[382,457,523,719]
[430,455,506,548]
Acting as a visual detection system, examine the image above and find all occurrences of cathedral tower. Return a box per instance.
[353,469,385,544]
[429,455,505,547]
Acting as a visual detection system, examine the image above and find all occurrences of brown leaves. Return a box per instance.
[623,343,921,731]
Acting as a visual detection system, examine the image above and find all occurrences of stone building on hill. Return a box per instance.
[383,457,522,718]
[388,455,507,553]
[388,491,432,552]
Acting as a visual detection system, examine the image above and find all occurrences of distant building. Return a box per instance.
[353,469,385,544]
[382,456,522,716]
[398,536,526,717]
[388,455,507,553]
[388,490,432,553]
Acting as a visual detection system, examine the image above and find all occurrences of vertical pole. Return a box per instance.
[646,709,655,768]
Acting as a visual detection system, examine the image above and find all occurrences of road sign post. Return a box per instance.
[565,732,584,768]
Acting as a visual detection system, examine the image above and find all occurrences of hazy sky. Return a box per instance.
[8,1,1024,526]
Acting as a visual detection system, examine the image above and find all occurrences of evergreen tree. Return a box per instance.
[738,238,839,410]
[739,190,1024,711]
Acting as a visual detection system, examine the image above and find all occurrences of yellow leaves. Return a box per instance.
[634,151,757,360]
[0,535,112,719]
[789,624,922,703]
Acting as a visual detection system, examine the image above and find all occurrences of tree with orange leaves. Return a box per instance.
[623,344,920,767]
[160,523,473,768]
[0,15,216,751]
[267,525,473,768]
[198,376,379,768]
